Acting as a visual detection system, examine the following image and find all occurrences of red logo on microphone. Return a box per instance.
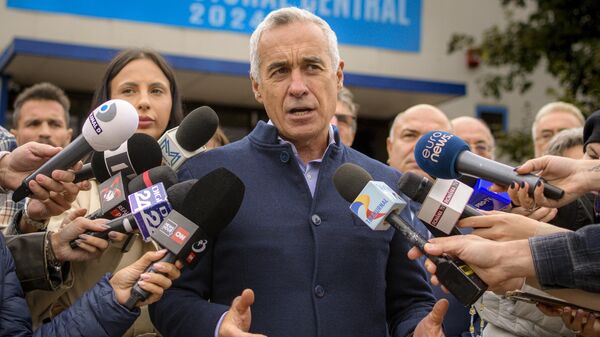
[171,227,189,245]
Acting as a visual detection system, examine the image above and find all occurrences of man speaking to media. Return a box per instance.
[150,7,446,337]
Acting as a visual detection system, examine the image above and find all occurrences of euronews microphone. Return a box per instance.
[414,130,564,200]
[13,99,138,201]
[159,106,219,170]
[397,172,469,237]
[333,163,487,306]
[124,167,245,309]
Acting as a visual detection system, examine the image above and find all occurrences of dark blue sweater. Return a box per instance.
[150,121,435,337]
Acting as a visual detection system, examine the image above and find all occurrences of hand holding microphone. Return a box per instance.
[124,167,245,309]
[513,155,600,208]
[414,131,565,200]
[12,99,139,201]
[334,163,487,306]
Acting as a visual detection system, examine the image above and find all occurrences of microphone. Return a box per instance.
[95,172,131,220]
[468,179,511,211]
[71,181,173,248]
[73,163,94,183]
[159,106,219,170]
[124,167,245,309]
[397,172,476,236]
[127,166,178,193]
[86,166,178,220]
[91,133,163,183]
[333,163,487,306]
[13,99,138,201]
[414,130,564,200]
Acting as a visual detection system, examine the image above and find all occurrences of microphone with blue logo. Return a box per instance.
[414,131,564,200]
[333,163,487,306]
[468,179,511,211]
[159,106,219,170]
[12,99,139,202]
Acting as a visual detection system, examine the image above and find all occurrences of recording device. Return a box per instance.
[71,181,173,248]
[505,290,600,316]
[86,166,177,220]
[468,179,511,211]
[397,172,479,236]
[73,163,94,183]
[333,163,487,306]
[414,130,564,200]
[159,106,219,170]
[13,99,138,201]
[123,167,245,309]
[91,133,163,183]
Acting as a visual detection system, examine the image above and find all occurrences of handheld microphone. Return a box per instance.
[91,133,163,183]
[13,99,138,201]
[159,106,219,170]
[96,172,130,220]
[86,166,178,220]
[71,181,174,248]
[127,166,178,193]
[333,163,487,306]
[414,131,564,200]
[468,179,511,211]
[397,172,477,236]
[124,167,245,309]
[73,163,94,183]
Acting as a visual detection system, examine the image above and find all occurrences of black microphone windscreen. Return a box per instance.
[397,172,433,204]
[181,168,245,238]
[166,179,197,211]
[176,106,219,152]
[128,166,178,193]
[91,133,163,182]
[73,163,94,183]
[333,163,373,203]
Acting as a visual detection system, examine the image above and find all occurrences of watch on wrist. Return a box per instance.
[45,232,63,272]
[23,198,47,231]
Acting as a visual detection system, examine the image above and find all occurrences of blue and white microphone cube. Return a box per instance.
[128,182,172,241]
[350,181,406,231]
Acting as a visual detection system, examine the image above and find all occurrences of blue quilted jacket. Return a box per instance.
[0,233,139,337]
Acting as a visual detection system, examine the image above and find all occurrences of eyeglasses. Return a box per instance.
[335,114,356,125]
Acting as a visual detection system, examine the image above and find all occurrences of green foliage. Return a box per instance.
[495,129,534,163]
[448,0,600,113]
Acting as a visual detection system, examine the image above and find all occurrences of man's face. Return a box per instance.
[534,111,582,157]
[386,108,450,179]
[11,99,72,147]
[333,101,356,146]
[452,120,494,159]
[251,21,343,146]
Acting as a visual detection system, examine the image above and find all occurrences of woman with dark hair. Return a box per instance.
[27,48,184,337]
[91,48,183,139]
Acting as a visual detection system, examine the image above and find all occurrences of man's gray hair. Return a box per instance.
[249,7,340,82]
[337,87,358,117]
[544,127,583,157]
[532,101,584,141]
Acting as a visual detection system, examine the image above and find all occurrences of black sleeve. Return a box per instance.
[5,232,70,292]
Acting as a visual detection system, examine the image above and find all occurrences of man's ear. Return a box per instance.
[336,59,345,90]
[251,76,263,104]
[67,128,73,143]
